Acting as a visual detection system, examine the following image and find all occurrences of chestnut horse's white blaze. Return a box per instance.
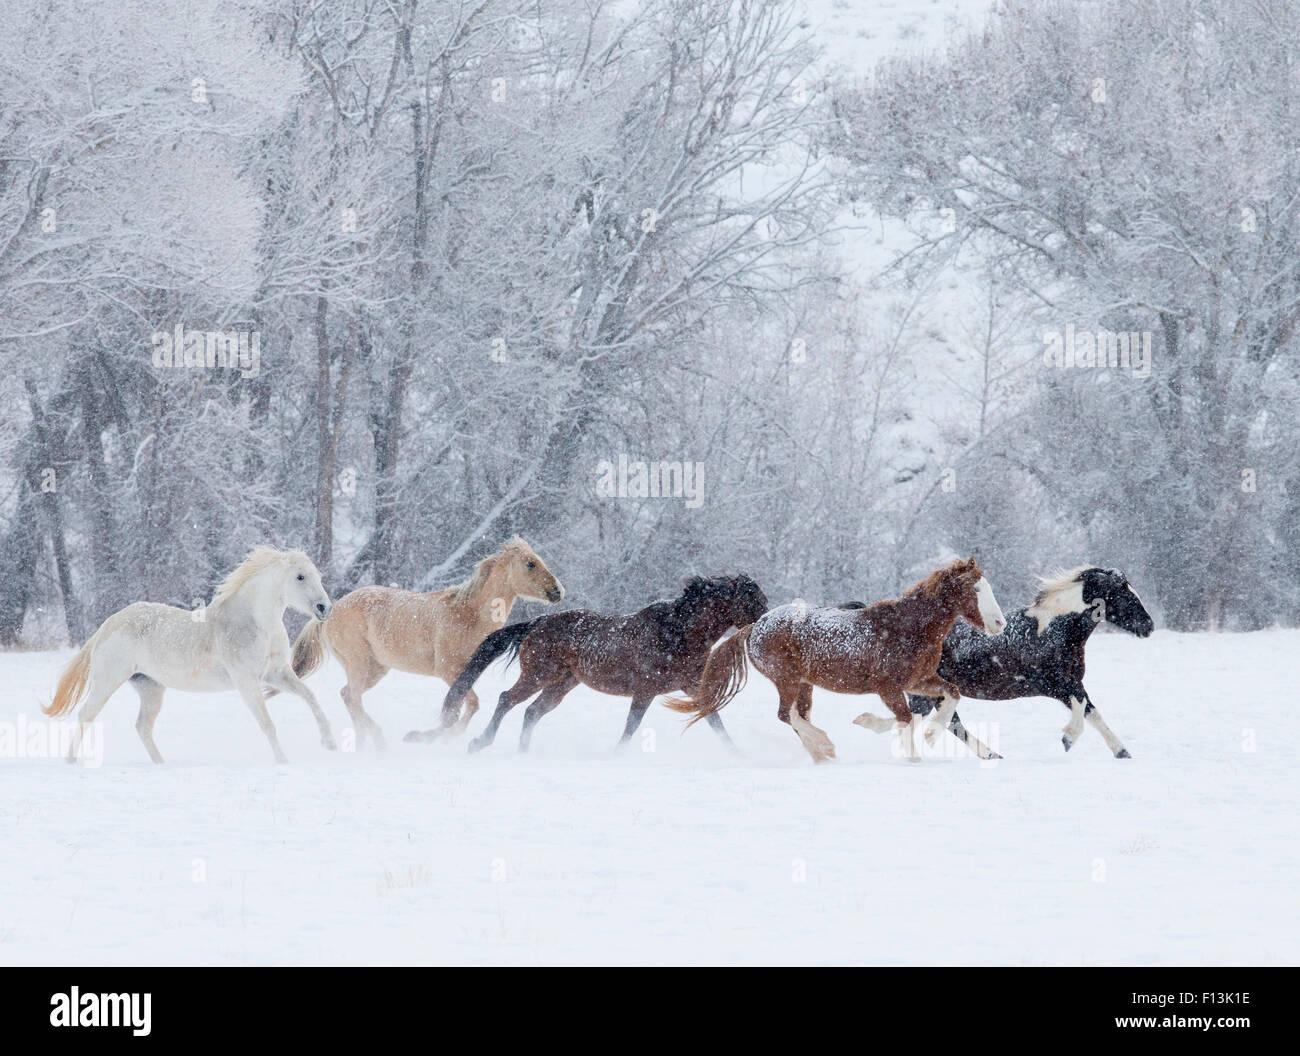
[975,577,1007,634]
[44,547,335,764]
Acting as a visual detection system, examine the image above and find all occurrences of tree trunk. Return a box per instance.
[313,296,334,575]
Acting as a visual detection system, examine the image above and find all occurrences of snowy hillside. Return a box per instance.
[1,628,1292,965]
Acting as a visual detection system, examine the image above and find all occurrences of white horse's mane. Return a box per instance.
[211,546,306,605]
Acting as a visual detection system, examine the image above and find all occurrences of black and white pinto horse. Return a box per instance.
[847,567,1153,758]
[911,566,1153,757]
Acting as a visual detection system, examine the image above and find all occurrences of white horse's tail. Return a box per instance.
[291,620,329,681]
[44,628,104,717]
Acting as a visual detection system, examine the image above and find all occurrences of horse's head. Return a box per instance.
[946,557,1006,635]
[283,551,332,620]
[499,536,564,604]
[726,573,770,628]
[674,574,769,636]
[1079,567,1154,637]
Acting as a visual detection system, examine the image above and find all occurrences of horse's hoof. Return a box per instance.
[403,729,430,744]
[1062,735,1073,752]
[322,738,337,751]
[987,751,1003,761]
[1116,748,1131,759]
[467,738,486,754]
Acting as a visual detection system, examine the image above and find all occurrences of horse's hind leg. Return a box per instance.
[450,688,480,736]
[130,675,166,764]
[913,677,999,760]
[339,659,388,751]
[784,683,835,763]
[65,648,134,763]
[1060,692,1088,752]
[616,691,655,749]
[519,675,578,753]
[67,672,127,763]
[469,670,548,754]
[936,707,1001,761]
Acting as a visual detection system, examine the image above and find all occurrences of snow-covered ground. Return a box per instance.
[0,627,1293,965]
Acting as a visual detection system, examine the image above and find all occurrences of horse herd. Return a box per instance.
[43,537,1154,765]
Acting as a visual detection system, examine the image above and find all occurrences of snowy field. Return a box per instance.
[0,626,1294,966]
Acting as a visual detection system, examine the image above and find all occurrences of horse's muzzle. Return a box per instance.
[545,587,564,603]
[316,601,332,619]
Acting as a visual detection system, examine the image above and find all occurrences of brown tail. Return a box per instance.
[44,639,94,717]
[664,625,753,729]
[291,619,328,680]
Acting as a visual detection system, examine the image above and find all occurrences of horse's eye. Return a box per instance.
[297,573,305,581]
[526,561,536,570]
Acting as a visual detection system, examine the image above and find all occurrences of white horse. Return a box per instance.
[45,546,337,764]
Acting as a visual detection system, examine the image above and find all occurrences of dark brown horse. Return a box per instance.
[666,558,1005,763]
[405,575,770,753]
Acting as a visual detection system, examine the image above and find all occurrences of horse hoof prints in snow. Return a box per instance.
[667,558,1006,763]
[44,547,336,764]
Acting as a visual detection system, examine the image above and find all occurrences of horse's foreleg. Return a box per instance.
[852,690,905,735]
[704,712,739,752]
[878,690,920,762]
[1082,693,1130,758]
[131,675,167,764]
[234,675,289,764]
[267,666,337,751]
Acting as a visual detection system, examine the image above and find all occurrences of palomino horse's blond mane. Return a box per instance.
[451,536,534,604]
[211,546,304,605]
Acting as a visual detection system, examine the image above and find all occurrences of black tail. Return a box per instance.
[439,620,537,724]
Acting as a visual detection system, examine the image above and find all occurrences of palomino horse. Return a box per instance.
[666,558,1005,762]
[409,574,769,752]
[898,566,1153,758]
[290,536,563,749]
[44,547,336,764]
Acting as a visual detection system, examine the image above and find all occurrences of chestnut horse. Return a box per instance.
[288,537,563,749]
[666,558,1005,763]
[408,575,769,752]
